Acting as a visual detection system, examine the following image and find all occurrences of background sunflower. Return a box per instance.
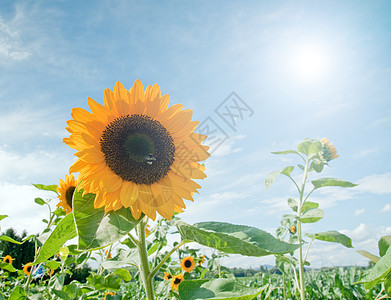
[57,174,77,214]
[180,256,196,273]
[64,80,209,220]
[170,274,184,290]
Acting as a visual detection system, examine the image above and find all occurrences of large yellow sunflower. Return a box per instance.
[57,174,77,214]
[64,79,209,220]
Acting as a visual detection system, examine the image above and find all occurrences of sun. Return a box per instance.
[291,44,330,82]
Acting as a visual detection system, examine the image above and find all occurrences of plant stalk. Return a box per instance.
[137,217,155,300]
[297,156,310,300]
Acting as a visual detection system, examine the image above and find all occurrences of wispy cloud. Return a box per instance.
[381,203,391,212]
[0,16,31,63]
[356,173,391,195]
[354,208,365,216]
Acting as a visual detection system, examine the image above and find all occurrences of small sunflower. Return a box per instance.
[198,255,206,265]
[3,255,13,265]
[105,249,112,259]
[289,225,297,234]
[104,292,115,300]
[164,271,172,280]
[23,263,32,275]
[64,79,209,220]
[320,138,339,162]
[171,273,184,290]
[57,174,77,214]
[180,256,196,273]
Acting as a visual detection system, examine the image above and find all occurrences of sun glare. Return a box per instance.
[291,44,330,82]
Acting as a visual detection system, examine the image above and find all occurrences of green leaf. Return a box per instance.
[101,248,140,269]
[287,198,297,212]
[272,150,301,156]
[385,273,391,296]
[356,250,380,263]
[0,215,7,221]
[9,286,27,300]
[0,261,17,272]
[112,268,132,282]
[52,289,70,300]
[308,231,353,248]
[301,201,319,213]
[298,208,324,223]
[73,189,142,250]
[379,235,391,257]
[33,213,76,265]
[46,260,62,270]
[176,221,301,257]
[178,278,266,300]
[147,242,160,256]
[34,198,46,206]
[265,166,294,190]
[32,183,58,194]
[0,234,35,245]
[311,178,358,190]
[358,246,391,288]
[297,140,322,156]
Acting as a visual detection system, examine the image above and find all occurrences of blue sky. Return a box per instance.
[1,0,390,268]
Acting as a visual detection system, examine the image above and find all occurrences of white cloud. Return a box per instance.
[0,147,74,183]
[381,203,391,212]
[354,208,365,216]
[0,182,57,234]
[0,16,31,63]
[356,173,391,195]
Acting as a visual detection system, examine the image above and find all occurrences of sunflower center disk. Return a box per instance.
[100,114,175,185]
[184,260,192,268]
[65,186,76,208]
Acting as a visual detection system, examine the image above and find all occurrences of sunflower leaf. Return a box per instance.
[33,213,76,265]
[73,189,142,250]
[356,250,380,263]
[178,278,266,300]
[0,215,7,221]
[176,221,301,257]
[311,178,358,190]
[306,231,353,248]
[0,261,17,272]
[265,166,294,190]
[297,208,324,223]
[32,183,58,194]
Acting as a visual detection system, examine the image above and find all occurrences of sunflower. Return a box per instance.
[320,137,339,162]
[3,255,13,265]
[64,79,209,220]
[171,274,184,290]
[104,292,115,300]
[57,174,77,214]
[105,249,112,259]
[23,263,32,275]
[198,254,206,265]
[180,256,196,273]
[289,225,297,234]
[164,271,172,280]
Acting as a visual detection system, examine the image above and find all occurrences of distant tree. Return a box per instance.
[0,228,35,269]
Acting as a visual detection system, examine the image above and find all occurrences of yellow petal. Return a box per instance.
[120,181,138,207]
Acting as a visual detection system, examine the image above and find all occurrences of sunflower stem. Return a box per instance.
[297,156,310,300]
[149,240,190,280]
[137,217,155,300]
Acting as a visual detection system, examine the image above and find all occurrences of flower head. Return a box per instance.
[23,263,32,275]
[198,254,206,265]
[57,174,77,214]
[105,249,112,259]
[180,256,196,273]
[289,225,297,234]
[171,273,184,290]
[320,138,339,162]
[64,79,209,220]
[104,292,115,300]
[164,272,172,280]
[3,255,13,265]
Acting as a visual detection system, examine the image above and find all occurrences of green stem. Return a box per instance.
[137,217,154,300]
[297,156,310,300]
[149,240,189,280]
